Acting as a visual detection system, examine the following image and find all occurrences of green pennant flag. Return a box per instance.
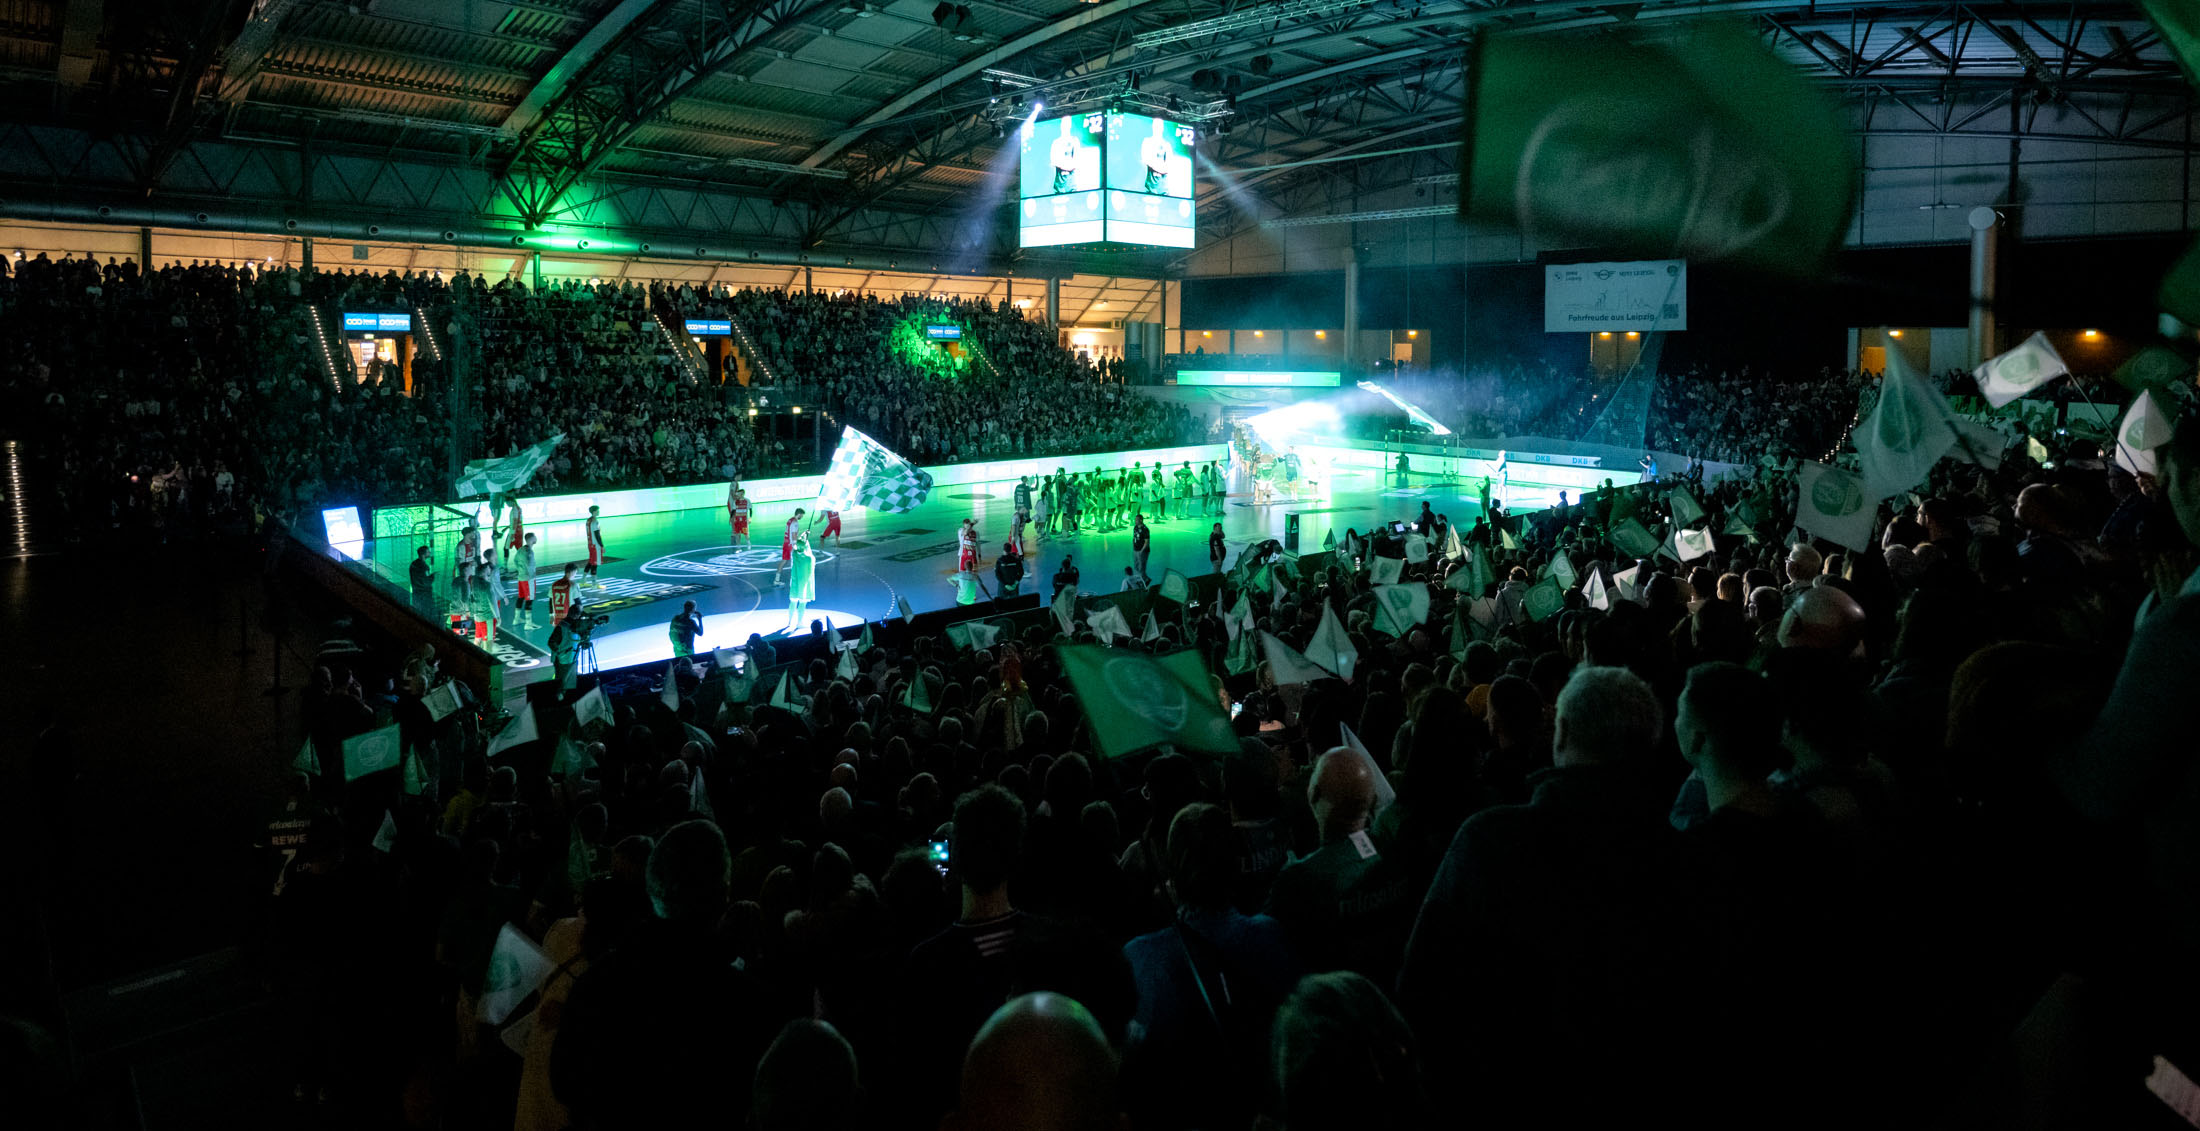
[1723,513,1760,544]
[1499,526,1519,551]
[1248,562,1274,595]
[1611,490,1640,523]
[1157,569,1189,605]
[2160,239,2200,336]
[292,736,321,776]
[1459,22,1855,274]
[1225,628,1259,674]
[1610,516,1662,560]
[2115,344,2195,392]
[1449,606,1472,661]
[836,646,860,680]
[551,734,594,779]
[1323,528,1336,550]
[1668,487,1705,526]
[401,748,429,797]
[859,621,877,653]
[1548,550,1578,590]
[1523,576,1565,622]
[770,670,801,712]
[342,722,402,781]
[901,673,933,714]
[1057,645,1239,761]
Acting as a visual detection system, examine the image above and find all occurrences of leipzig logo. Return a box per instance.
[642,546,839,578]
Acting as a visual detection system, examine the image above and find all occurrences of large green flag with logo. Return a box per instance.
[1460,23,1855,274]
[2143,0,2200,89]
[1057,645,1239,761]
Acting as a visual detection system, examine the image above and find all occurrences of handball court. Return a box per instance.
[371,459,1583,686]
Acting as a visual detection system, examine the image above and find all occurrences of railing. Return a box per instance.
[306,305,347,390]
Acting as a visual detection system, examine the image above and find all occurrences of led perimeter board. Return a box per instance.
[1017,110,1196,249]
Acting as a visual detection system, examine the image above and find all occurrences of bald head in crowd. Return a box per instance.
[1308,747,1378,842]
[945,993,1125,1131]
[1778,584,1868,656]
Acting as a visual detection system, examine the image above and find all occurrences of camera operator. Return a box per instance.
[669,600,704,658]
[549,599,589,691]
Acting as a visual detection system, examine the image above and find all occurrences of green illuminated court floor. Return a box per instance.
[416,462,1575,681]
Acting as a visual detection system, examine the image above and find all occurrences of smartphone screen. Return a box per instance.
[1229,700,1244,719]
[928,839,951,874]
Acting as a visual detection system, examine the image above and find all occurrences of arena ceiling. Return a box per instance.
[0,0,2188,272]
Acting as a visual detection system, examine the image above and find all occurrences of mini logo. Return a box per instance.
[1811,468,1865,516]
[642,547,837,578]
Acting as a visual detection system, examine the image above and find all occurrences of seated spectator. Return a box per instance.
[1122,803,1298,1129]
[898,784,1036,1125]
[1264,747,1413,984]
[1269,971,1427,1130]
[552,820,778,1128]
[945,993,1122,1131]
[1397,666,1678,1128]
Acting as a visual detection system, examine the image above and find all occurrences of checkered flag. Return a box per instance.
[817,427,933,513]
[455,433,563,499]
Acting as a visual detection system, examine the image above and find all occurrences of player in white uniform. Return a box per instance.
[583,505,605,587]
[1140,116,1175,194]
[1050,120,1082,193]
[477,551,504,645]
[513,533,538,622]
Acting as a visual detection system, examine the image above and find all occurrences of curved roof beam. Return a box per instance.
[503,0,672,135]
[797,0,1165,170]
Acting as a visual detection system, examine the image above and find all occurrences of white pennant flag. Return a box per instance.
[1053,585,1079,636]
[1371,582,1431,636]
[835,646,859,680]
[487,704,538,758]
[770,670,800,711]
[1614,565,1642,605]
[1306,601,1358,680]
[1856,350,1960,499]
[1260,631,1332,685]
[1086,605,1133,644]
[1338,723,1398,813]
[573,685,612,732]
[1975,331,2069,408]
[2114,389,2175,477]
[1369,555,1403,585]
[1402,533,1430,564]
[477,924,555,1025]
[659,661,681,712]
[897,596,916,624]
[1670,527,1716,562]
[1794,461,1876,552]
[1582,568,1611,612]
[1142,610,1163,644]
[1442,523,1465,561]
[371,810,399,853]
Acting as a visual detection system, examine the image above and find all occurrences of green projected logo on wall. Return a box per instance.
[1174,370,1341,388]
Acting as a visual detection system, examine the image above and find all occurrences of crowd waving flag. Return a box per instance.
[1974,332,2070,408]
[817,426,935,513]
[1795,461,1876,551]
[1856,350,1961,498]
[1459,22,1855,275]
[455,433,564,499]
[1056,645,1239,761]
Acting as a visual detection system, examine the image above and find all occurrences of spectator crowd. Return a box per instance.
[0,258,1200,545]
[257,336,2200,1130]
[5,250,2196,1130]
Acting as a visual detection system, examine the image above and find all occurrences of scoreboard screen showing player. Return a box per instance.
[1016,110,1196,249]
[1102,111,1196,248]
[1018,113,1105,248]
